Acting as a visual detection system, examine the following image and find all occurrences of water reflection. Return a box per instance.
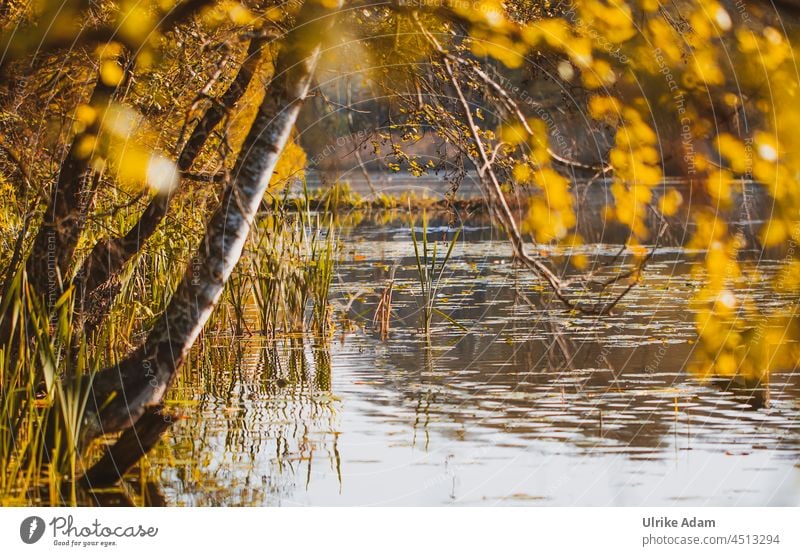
[143,182,800,506]
[149,337,339,506]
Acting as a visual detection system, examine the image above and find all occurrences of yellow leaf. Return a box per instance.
[760,219,787,247]
[99,60,124,86]
[659,188,683,216]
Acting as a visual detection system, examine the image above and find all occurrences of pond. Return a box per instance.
[143,180,800,506]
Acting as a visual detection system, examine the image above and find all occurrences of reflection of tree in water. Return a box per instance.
[144,336,338,506]
[360,261,800,461]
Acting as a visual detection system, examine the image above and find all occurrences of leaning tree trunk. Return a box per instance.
[1,0,213,349]
[23,71,120,313]
[79,0,343,486]
[73,34,268,336]
[20,1,216,316]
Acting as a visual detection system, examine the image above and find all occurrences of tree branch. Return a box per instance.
[80,0,343,467]
[74,34,268,331]
[23,71,120,313]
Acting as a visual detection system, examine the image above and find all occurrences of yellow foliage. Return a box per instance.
[513,163,532,183]
[658,188,683,217]
[436,0,800,383]
[582,59,616,88]
[715,134,747,174]
[99,60,125,87]
[705,169,734,206]
[74,134,98,160]
[588,96,621,121]
[498,123,528,145]
[760,219,788,247]
[269,137,307,190]
[13,0,800,390]
[117,0,157,45]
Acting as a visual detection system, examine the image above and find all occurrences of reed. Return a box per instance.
[410,211,462,336]
[247,189,338,338]
[304,213,336,336]
[0,269,99,505]
[373,266,396,340]
[0,182,341,504]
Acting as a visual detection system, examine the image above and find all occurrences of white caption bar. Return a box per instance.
[0,507,798,555]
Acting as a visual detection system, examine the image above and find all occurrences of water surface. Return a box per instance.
[148,181,800,506]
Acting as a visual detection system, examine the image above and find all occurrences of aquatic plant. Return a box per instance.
[0,269,99,505]
[373,266,396,341]
[315,181,364,213]
[246,191,338,338]
[305,215,337,336]
[410,211,462,336]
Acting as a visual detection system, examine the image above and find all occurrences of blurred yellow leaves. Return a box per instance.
[647,19,682,65]
[658,188,683,217]
[112,147,179,195]
[736,26,790,71]
[202,0,261,27]
[100,60,125,87]
[521,165,577,248]
[590,103,662,241]
[117,0,158,45]
[705,169,734,207]
[689,50,724,87]
[498,123,528,145]
[74,91,179,195]
[588,96,621,122]
[512,163,532,183]
[1,0,81,59]
[715,134,747,174]
[760,219,788,248]
[75,135,98,160]
[72,104,97,135]
[691,237,745,378]
[454,0,511,31]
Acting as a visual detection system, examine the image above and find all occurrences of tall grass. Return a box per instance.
[247,190,338,338]
[0,269,98,505]
[304,213,336,336]
[0,183,341,505]
[373,266,396,340]
[410,211,462,336]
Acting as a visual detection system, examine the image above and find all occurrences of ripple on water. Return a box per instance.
[147,214,800,506]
